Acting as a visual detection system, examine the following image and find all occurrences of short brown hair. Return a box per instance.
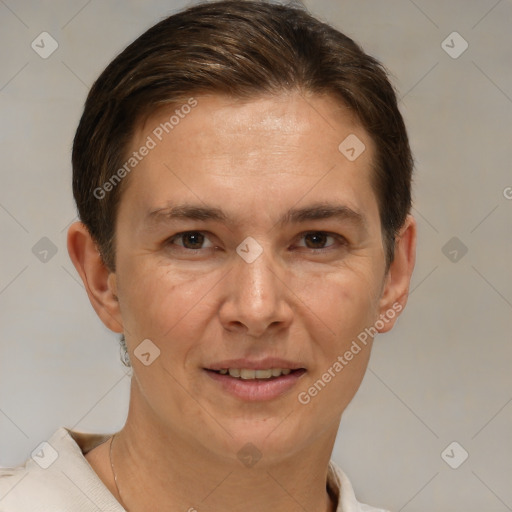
[72,0,413,273]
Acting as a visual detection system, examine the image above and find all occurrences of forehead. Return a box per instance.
[118,92,378,229]
[139,92,367,160]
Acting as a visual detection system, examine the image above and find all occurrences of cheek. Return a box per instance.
[116,258,220,351]
[294,271,379,421]
[296,345,372,427]
[297,262,382,349]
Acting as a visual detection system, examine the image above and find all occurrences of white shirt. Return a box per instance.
[0,427,389,512]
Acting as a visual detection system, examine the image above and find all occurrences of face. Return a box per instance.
[108,92,394,463]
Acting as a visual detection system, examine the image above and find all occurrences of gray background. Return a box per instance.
[1,0,511,510]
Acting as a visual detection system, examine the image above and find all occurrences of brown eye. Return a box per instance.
[169,231,213,250]
[297,231,341,250]
[303,232,330,249]
[181,232,204,249]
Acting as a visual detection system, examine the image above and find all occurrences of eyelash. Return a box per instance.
[165,231,347,253]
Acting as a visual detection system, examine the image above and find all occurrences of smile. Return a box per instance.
[204,368,307,401]
[212,368,294,379]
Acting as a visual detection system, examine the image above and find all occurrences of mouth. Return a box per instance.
[205,367,305,380]
[203,366,307,401]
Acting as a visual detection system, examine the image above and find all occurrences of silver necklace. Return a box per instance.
[109,433,130,511]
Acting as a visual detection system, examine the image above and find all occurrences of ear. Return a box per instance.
[376,214,417,334]
[67,221,123,333]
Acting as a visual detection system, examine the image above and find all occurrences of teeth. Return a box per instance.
[217,368,294,379]
[240,369,256,379]
[255,369,272,379]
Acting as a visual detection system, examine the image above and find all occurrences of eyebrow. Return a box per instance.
[144,202,367,232]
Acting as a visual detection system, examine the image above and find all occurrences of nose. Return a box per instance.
[218,242,293,337]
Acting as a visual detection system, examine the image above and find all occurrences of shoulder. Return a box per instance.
[328,459,391,512]
[0,456,70,512]
[0,427,122,512]
[0,464,26,496]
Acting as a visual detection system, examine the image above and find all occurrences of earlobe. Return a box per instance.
[376,214,417,334]
[66,221,123,333]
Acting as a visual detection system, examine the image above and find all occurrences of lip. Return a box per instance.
[205,357,305,371]
[204,367,307,401]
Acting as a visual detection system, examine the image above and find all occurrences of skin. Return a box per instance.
[68,91,416,512]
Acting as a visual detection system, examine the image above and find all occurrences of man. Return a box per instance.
[0,1,416,510]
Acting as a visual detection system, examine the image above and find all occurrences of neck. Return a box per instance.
[108,384,339,512]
